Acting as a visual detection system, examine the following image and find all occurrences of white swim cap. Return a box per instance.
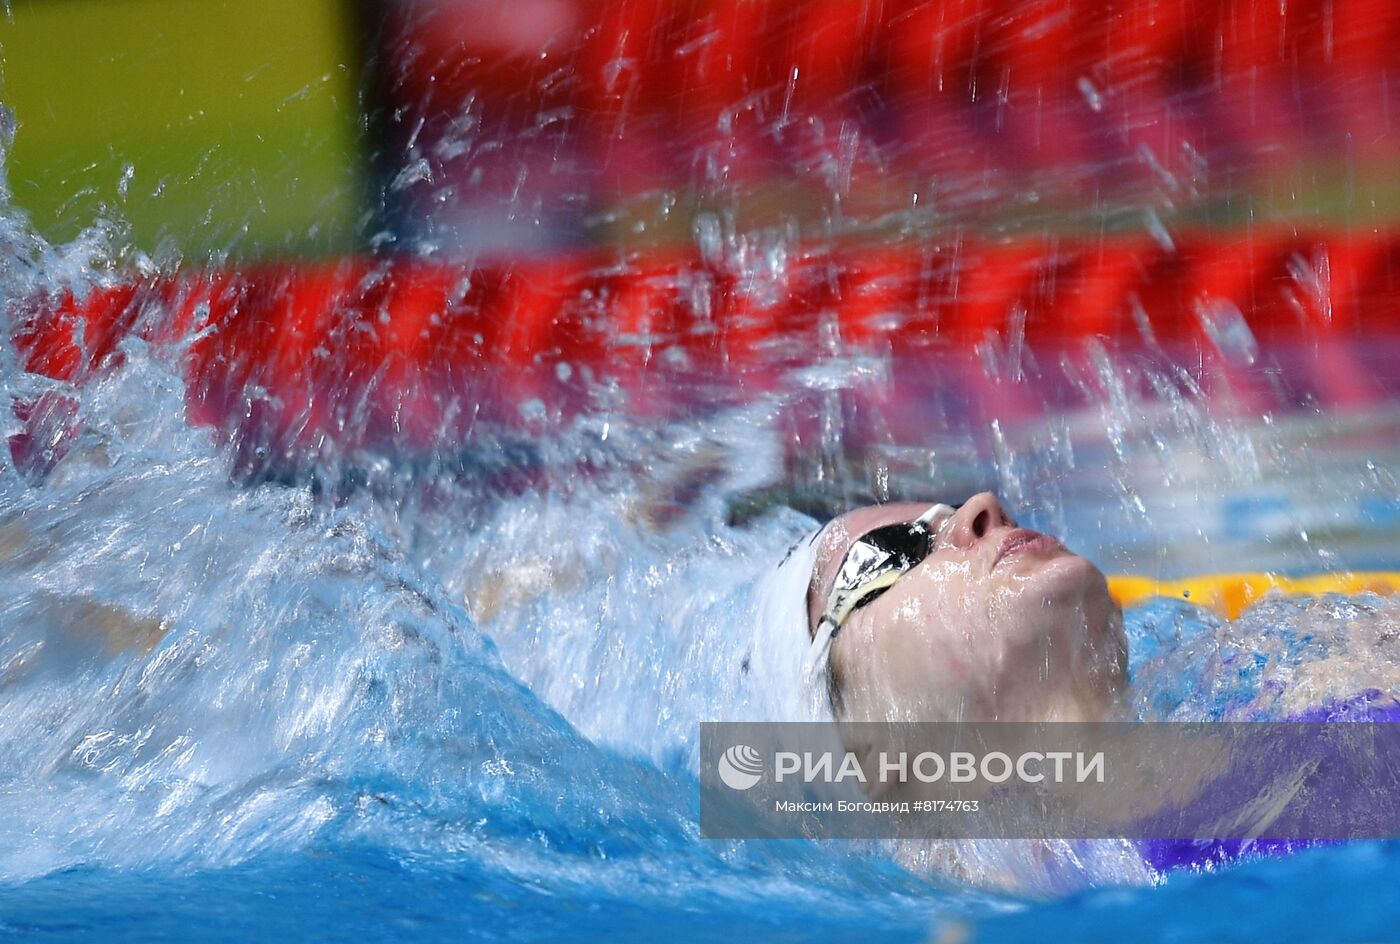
[738,527,835,722]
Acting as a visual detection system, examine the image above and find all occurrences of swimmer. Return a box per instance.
[793,491,1127,724]
[768,493,1400,878]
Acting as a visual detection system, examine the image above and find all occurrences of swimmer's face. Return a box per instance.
[809,492,1126,723]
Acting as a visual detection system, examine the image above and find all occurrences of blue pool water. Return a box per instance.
[4,840,1400,942]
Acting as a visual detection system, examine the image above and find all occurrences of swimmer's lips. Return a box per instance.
[992,528,1062,570]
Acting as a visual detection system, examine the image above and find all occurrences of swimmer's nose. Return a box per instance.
[943,492,1014,549]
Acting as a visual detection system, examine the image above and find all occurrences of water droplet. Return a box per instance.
[1077,77,1104,113]
[1196,299,1259,366]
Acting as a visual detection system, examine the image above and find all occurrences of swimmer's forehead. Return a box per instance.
[806,501,937,634]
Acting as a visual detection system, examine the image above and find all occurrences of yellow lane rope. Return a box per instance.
[1107,572,1400,620]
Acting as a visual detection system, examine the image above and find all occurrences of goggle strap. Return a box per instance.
[803,615,839,709]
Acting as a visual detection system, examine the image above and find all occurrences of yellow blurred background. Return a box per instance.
[0,0,364,258]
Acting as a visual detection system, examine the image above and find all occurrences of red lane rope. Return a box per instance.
[10,231,1400,459]
[380,0,1400,194]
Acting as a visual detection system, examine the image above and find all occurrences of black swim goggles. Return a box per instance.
[815,504,957,639]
